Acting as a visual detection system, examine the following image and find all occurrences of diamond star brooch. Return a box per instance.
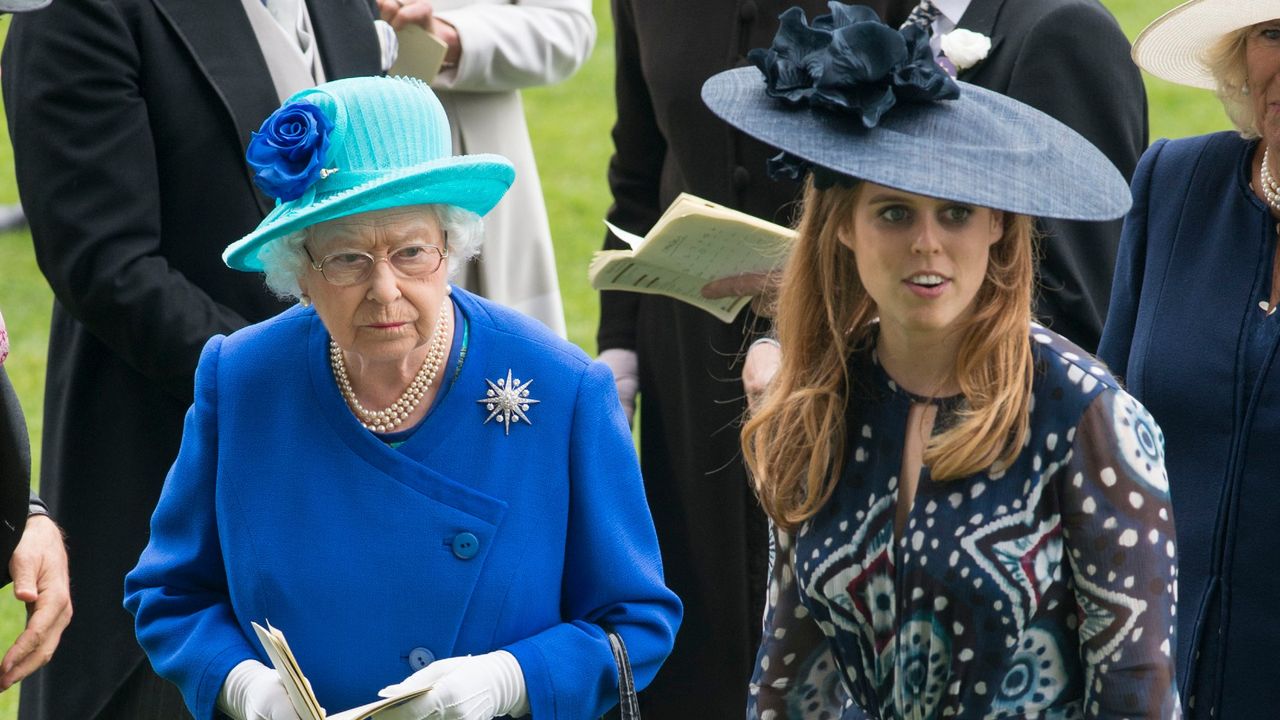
[476,369,540,435]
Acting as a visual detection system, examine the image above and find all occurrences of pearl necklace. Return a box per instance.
[1260,147,1280,213]
[330,300,450,433]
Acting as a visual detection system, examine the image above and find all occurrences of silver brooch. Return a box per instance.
[476,369,540,435]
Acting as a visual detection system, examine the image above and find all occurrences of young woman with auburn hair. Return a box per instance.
[702,4,1181,718]
[746,181,1037,529]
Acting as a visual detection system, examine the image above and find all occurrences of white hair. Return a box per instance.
[258,204,484,301]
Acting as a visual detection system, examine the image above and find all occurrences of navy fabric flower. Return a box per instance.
[246,101,334,202]
[747,2,958,129]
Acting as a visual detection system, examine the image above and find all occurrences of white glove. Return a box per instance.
[375,650,529,720]
[217,659,304,720]
[598,348,639,427]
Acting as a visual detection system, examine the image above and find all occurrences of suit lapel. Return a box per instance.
[151,0,279,213]
[954,0,1004,81]
[308,0,382,80]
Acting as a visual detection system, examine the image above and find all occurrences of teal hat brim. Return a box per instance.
[224,153,515,272]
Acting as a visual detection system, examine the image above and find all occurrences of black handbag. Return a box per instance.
[602,627,640,720]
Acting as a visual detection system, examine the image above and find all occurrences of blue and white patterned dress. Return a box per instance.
[748,326,1180,720]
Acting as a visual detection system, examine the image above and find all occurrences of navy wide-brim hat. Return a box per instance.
[0,0,51,11]
[700,4,1131,221]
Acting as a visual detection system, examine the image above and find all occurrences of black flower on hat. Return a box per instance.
[748,2,959,187]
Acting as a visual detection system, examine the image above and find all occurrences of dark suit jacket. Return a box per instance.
[0,367,32,585]
[2,2,380,716]
[957,0,1148,350]
[598,1,914,716]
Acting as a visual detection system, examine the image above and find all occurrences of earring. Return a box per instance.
[1243,82,1251,96]
[300,294,312,307]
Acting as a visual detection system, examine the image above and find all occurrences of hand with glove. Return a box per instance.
[375,650,528,720]
[598,348,638,427]
[217,659,305,720]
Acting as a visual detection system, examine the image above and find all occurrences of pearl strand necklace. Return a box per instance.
[330,300,450,432]
[1260,147,1280,213]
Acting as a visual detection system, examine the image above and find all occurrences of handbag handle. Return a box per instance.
[603,627,640,720]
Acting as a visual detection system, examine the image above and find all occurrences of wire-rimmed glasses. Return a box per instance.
[304,238,449,287]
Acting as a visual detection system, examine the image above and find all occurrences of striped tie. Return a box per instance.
[900,0,942,33]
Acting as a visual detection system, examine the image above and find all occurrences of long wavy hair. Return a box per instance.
[742,179,1036,531]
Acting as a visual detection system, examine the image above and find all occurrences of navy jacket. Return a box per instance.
[125,289,681,720]
[1099,132,1279,718]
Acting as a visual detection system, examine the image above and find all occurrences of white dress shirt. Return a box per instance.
[931,0,973,60]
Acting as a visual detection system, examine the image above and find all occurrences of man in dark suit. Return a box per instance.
[597,1,916,716]
[949,0,1146,350]
[2,2,385,716]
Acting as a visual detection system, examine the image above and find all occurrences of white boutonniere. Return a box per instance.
[940,29,992,72]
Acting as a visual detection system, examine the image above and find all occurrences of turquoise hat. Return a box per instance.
[224,75,515,272]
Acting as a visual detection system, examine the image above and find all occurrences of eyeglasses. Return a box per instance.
[304,238,449,287]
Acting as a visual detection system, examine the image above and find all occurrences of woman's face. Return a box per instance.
[1247,19,1280,145]
[298,206,450,365]
[843,182,1003,342]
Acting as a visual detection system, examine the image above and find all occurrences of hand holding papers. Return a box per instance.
[590,193,795,322]
[251,622,432,720]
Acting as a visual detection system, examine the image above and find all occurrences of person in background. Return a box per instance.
[125,75,679,720]
[0,0,88,700]
[1099,1,1280,716]
[0,306,71,693]
[710,8,1179,716]
[378,0,595,337]
[2,0,388,715]
[596,0,916,714]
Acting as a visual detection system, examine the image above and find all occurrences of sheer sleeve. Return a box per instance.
[748,523,858,719]
[1059,388,1181,719]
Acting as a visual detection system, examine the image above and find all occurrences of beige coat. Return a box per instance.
[397,0,595,336]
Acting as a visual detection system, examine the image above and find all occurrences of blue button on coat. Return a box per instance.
[124,288,681,720]
[407,647,434,671]
[451,532,480,560]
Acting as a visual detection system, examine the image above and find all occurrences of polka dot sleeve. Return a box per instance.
[747,522,860,720]
[1058,388,1181,719]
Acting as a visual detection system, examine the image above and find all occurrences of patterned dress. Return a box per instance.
[748,326,1180,720]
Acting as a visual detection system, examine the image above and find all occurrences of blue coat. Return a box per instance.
[1099,132,1278,718]
[124,288,682,720]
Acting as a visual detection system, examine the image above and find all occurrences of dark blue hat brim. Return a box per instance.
[701,67,1131,222]
[224,154,515,272]
[0,0,51,11]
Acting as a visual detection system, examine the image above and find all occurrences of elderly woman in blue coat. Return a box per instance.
[124,75,681,720]
[1098,1,1280,717]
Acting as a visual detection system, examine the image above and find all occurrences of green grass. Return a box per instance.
[0,0,1234,714]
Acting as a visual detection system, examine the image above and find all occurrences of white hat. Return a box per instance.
[1132,0,1279,89]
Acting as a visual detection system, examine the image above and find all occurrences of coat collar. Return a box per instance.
[150,0,382,215]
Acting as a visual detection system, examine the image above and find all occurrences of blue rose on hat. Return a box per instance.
[246,101,334,202]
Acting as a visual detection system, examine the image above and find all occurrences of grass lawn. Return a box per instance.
[0,0,1233,714]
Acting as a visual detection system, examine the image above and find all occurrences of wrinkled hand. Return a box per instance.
[700,271,782,318]
[376,0,461,64]
[0,514,70,690]
[219,659,304,720]
[598,349,638,427]
[742,340,782,411]
[377,651,527,720]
